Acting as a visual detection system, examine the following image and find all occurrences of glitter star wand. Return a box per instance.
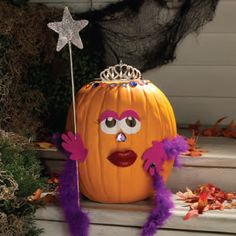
[48,7,88,208]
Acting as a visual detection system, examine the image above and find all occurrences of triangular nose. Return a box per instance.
[116,132,126,142]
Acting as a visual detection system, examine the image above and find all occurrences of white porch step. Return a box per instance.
[39,135,236,192]
[168,135,236,192]
[35,196,236,236]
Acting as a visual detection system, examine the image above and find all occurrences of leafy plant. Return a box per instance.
[0,135,45,235]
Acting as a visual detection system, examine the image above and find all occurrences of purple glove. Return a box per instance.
[142,141,168,176]
[61,131,88,162]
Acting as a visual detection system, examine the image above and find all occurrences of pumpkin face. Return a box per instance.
[66,79,177,203]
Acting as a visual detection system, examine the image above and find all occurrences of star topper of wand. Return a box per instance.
[48,6,88,51]
[47,6,89,134]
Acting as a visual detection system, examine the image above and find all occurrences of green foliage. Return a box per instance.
[0,140,45,197]
[0,138,45,235]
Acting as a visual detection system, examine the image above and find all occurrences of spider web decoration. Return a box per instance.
[90,0,219,71]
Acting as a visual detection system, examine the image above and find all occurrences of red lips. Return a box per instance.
[108,150,137,167]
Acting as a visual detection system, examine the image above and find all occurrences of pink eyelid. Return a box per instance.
[120,110,140,121]
[99,111,119,122]
[99,110,140,122]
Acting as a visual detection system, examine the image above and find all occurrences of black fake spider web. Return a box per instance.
[87,0,219,71]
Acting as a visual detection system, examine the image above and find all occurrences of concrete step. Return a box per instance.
[35,196,236,236]
[39,136,236,192]
[168,135,236,192]
[38,135,236,235]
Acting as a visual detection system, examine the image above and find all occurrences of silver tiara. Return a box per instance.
[100,62,142,81]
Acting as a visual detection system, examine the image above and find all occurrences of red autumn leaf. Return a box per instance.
[202,117,227,137]
[177,184,236,220]
[184,209,199,220]
[47,176,59,184]
[198,191,209,214]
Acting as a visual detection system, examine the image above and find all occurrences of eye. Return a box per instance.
[105,117,116,128]
[120,116,141,134]
[125,116,136,127]
[100,117,120,134]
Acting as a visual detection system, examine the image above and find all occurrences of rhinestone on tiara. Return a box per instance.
[100,61,142,81]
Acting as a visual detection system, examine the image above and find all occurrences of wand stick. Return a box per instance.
[68,42,77,135]
[48,7,88,207]
[68,41,81,206]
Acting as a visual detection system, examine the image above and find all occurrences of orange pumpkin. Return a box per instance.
[66,65,177,203]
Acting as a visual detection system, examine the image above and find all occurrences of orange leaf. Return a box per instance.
[34,142,54,149]
[182,132,206,157]
[226,193,236,202]
[189,150,203,157]
[202,117,227,137]
[225,202,236,209]
[32,188,42,201]
[222,120,236,138]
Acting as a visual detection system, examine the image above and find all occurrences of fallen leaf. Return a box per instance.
[182,132,206,157]
[29,188,42,201]
[184,209,199,220]
[177,184,236,220]
[221,120,236,138]
[202,117,227,137]
[176,188,196,200]
[42,194,58,204]
[47,177,59,184]
[189,120,201,136]
[225,202,236,209]
[34,142,54,149]
[198,191,209,213]
[226,193,236,202]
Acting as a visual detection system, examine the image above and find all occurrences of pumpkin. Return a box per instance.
[66,64,177,203]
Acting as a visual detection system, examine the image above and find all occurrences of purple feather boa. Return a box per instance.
[51,133,187,236]
[52,133,90,236]
[141,135,188,236]
[163,135,188,168]
[141,173,174,236]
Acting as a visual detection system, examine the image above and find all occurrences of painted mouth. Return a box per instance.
[108,150,137,167]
